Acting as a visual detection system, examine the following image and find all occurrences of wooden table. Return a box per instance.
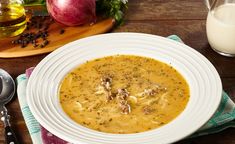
[0,0,235,143]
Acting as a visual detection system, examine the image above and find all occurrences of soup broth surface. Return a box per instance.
[59,55,190,134]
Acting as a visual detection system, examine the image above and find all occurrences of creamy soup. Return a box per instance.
[59,55,190,134]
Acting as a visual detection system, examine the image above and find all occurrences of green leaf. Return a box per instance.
[96,0,128,26]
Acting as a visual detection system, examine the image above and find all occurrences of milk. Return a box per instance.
[206,3,235,56]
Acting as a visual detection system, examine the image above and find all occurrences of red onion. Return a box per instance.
[46,0,96,26]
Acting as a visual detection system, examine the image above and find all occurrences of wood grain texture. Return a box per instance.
[0,0,235,143]
[0,18,114,58]
[126,0,208,20]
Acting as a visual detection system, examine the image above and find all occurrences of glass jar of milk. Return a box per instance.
[206,0,235,57]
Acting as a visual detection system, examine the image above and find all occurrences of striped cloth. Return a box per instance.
[16,35,235,144]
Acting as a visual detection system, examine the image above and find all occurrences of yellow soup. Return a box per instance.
[59,55,190,134]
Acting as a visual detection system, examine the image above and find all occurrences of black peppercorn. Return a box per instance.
[60,29,65,34]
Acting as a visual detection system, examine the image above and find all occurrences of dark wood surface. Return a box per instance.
[0,0,235,143]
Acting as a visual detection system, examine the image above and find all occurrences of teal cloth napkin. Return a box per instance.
[17,74,43,144]
[16,35,235,143]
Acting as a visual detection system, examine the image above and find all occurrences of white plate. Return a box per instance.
[27,33,222,144]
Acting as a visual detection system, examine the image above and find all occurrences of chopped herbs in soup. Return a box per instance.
[59,55,190,134]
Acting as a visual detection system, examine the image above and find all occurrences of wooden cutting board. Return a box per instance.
[0,18,115,58]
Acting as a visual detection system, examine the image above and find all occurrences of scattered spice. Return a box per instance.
[138,85,167,97]
[60,29,65,34]
[12,16,65,48]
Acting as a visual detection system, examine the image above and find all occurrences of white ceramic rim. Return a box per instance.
[27,33,222,144]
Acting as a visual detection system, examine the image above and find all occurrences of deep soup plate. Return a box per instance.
[27,33,222,144]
